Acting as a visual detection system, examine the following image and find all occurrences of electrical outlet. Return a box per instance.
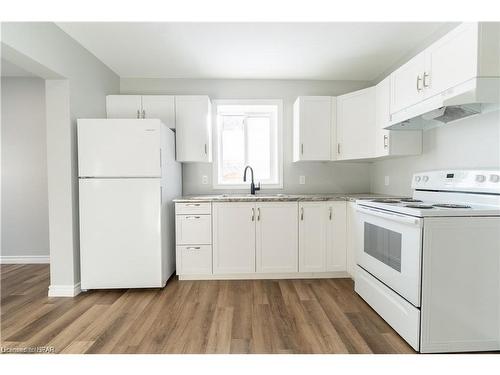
[202,175,208,185]
[299,175,306,185]
[384,176,390,186]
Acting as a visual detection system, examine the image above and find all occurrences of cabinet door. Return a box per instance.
[390,52,425,113]
[293,96,331,161]
[424,23,478,98]
[175,96,212,162]
[374,77,391,157]
[299,202,327,272]
[213,203,255,274]
[106,95,142,119]
[326,202,347,272]
[256,202,298,273]
[336,87,376,160]
[142,95,176,129]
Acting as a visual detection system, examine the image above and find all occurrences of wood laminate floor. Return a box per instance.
[0,265,414,354]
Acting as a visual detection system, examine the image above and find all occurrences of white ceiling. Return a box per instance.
[57,22,452,81]
[1,59,37,77]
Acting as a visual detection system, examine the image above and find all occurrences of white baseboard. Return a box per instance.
[0,255,50,264]
[178,271,350,281]
[48,282,81,297]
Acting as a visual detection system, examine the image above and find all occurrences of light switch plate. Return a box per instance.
[384,176,390,186]
[299,175,306,185]
[202,175,208,185]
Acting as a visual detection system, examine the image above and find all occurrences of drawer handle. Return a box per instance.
[186,246,201,250]
[186,204,201,207]
[185,216,201,219]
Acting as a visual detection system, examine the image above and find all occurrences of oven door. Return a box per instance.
[356,205,423,307]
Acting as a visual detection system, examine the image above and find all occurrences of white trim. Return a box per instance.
[48,282,81,297]
[0,255,50,264]
[179,271,350,280]
[212,99,284,190]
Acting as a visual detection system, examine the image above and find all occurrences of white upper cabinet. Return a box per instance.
[213,202,256,274]
[390,22,500,116]
[106,95,143,119]
[293,96,334,161]
[336,87,376,160]
[390,52,426,114]
[256,202,298,273]
[375,77,422,158]
[175,95,212,163]
[106,95,176,128]
[141,96,176,128]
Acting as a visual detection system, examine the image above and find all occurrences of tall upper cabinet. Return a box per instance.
[106,95,175,128]
[293,96,335,161]
[175,96,212,163]
[390,22,500,116]
[336,87,376,160]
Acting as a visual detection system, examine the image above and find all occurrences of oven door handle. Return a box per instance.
[356,206,423,227]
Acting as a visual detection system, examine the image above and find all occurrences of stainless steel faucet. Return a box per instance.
[243,166,261,195]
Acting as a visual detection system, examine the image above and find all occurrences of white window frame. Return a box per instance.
[212,99,283,190]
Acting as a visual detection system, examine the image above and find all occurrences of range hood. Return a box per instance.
[386,77,500,130]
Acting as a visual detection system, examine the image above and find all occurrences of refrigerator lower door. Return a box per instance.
[79,178,164,289]
[77,119,161,178]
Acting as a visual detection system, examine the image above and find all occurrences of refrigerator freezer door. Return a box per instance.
[79,178,163,289]
[78,119,161,177]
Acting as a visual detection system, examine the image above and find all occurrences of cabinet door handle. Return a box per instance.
[383,135,389,149]
[300,207,304,221]
[204,144,207,155]
[337,143,341,155]
[423,72,430,88]
[257,208,261,221]
[251,208,255,221]
[186,203,201,207]
[301,143,304,155]
[136,110,140,119]
[186,246,201,250]
[329,207,332,220]
[185,216,201,219]
[142,109,146,118]
[416,75,423,92]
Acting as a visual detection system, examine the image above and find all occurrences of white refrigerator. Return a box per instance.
[77,119,181,290]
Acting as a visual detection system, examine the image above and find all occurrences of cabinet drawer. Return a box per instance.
[175,202,211,215]
[177,245,212,275]
[176,215,212,244]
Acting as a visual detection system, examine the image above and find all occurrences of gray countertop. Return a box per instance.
[173,193,406,203]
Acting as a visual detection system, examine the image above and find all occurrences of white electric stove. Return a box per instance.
[354,170,500,353]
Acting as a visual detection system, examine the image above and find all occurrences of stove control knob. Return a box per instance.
[490,174,500,183]
[476,175,486,183]
[415,176,421,182]
[422,176,429,182]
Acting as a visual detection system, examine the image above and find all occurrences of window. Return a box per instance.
[213,100,283,189]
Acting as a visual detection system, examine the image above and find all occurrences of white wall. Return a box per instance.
[2,22,120,293]
[370,111,500,196]
[121,78,374,195]
[1,77,49,259]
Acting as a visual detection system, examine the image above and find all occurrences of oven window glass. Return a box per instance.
[364,223,402,272]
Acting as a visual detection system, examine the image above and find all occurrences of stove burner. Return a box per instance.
[432,204,472,209]
[371,199,400,203]
[400,198,423,203]
[405,204,434,209]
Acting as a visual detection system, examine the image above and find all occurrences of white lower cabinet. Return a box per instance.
[256,202,298,273]
[177,200,348,279]
[213,202,256,274]
[299,201,347,273]
[346,201,362,277]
